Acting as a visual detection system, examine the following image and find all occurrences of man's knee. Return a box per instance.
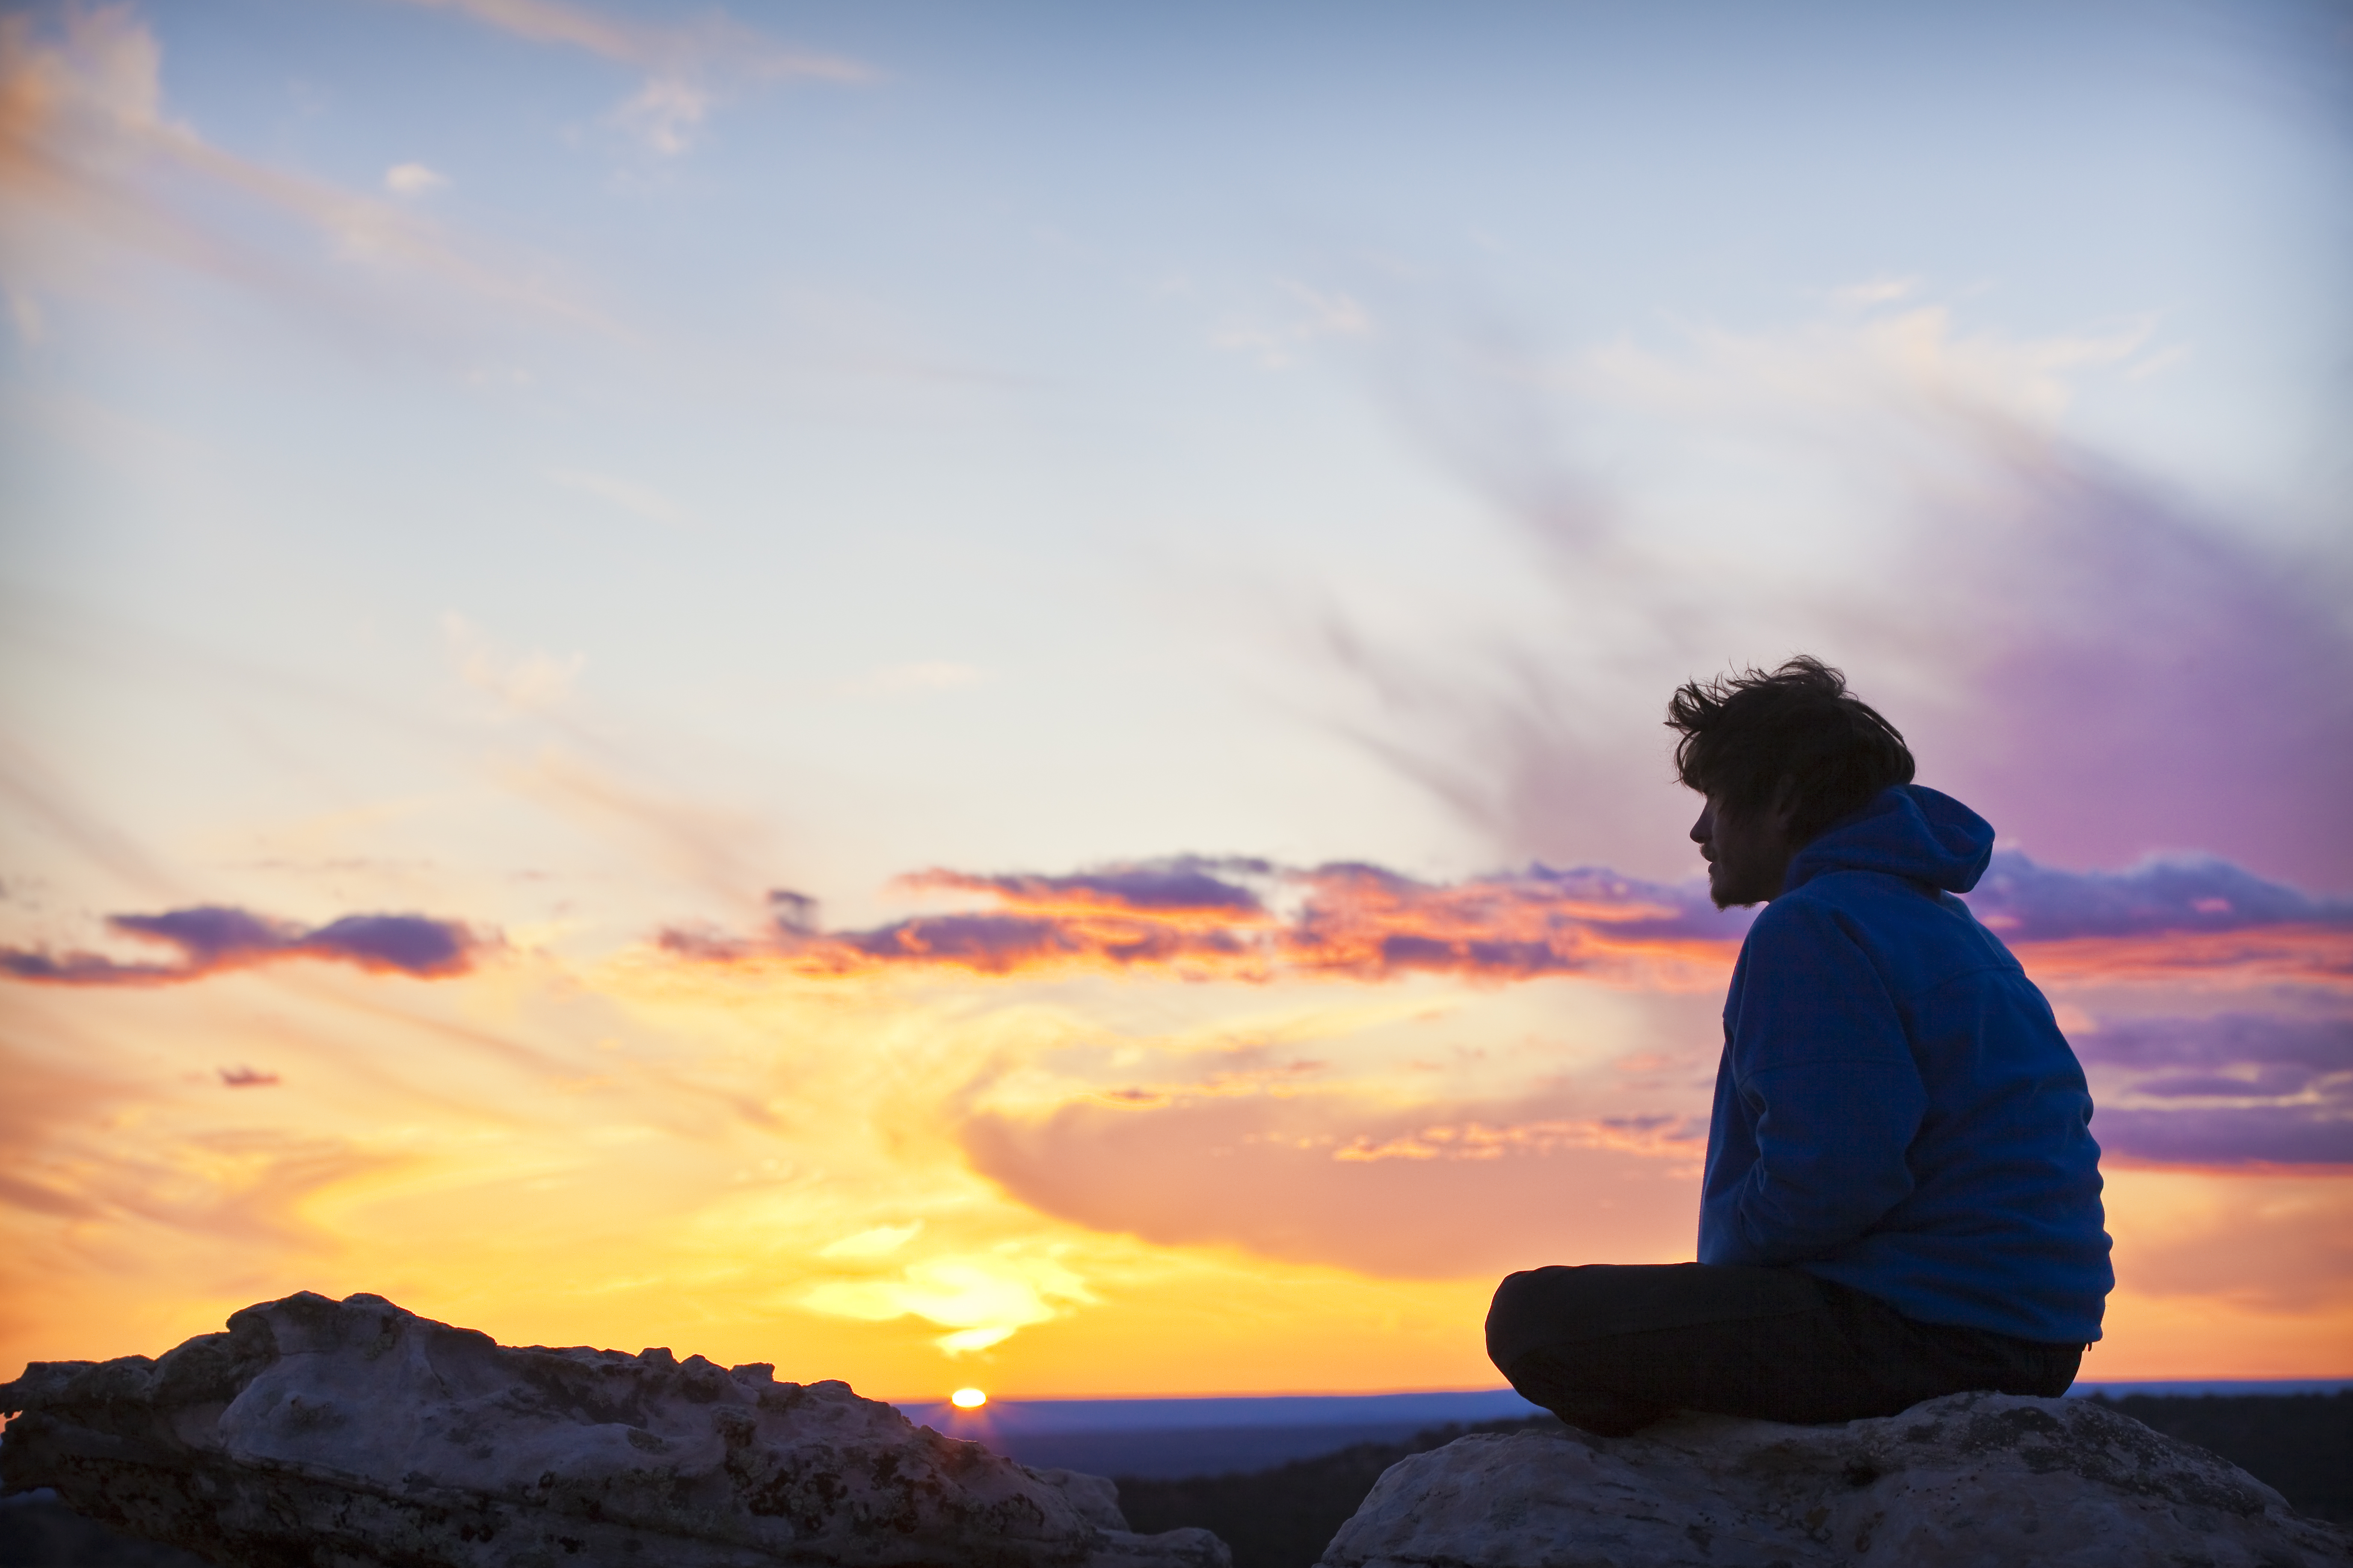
[1485,1265,1594,1372]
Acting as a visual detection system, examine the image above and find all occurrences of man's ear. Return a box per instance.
[1767,774,1802,836]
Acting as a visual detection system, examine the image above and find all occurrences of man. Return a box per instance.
[1485,657,2111,1435]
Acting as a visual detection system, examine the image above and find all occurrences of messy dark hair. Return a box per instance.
[1667,656,1915,846]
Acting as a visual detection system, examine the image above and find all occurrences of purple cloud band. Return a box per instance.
[0,906,483,985]
[1963,852,2353,942]
[664,849,2347,984]
[663,856,1752,981]
[2079,1014,2352,1167]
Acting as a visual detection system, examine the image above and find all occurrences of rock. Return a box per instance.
[0,1487,213,1565]
[1320,1390,2351,1567]
[0,1290,1228,1568]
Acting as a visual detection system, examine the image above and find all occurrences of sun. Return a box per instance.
[950,1388,987,1410]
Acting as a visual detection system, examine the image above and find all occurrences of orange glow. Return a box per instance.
[2015,925,2353,988]
[4,874,2347,1394]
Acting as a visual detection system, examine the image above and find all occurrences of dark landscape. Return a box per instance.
[3,1392,2344,1568]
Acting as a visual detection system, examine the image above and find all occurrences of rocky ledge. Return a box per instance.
[1322,1389,2350,1567]
[0,1291,1227,1568]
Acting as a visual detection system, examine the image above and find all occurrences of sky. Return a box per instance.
[1,0,2349,1401]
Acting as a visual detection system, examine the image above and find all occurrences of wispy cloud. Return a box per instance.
[1322,292,2353,887]
[798,1248,1093,1356]
[443,612,586,711]
[383,162,447,196]
[0,905,485,985]
[1215,281,1375,369]
[2079,1014,2353,1168]
[842,661,990,699]
[391,0,870,155]
[546,467,693,530]
[0,6,604,331]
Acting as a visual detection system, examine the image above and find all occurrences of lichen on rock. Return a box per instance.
[0,1290,1228,1568]
[1319,1390,2350,1567]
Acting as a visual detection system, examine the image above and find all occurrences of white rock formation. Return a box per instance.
[0,1291,1227,1568]
[1322,1390,2349,1567]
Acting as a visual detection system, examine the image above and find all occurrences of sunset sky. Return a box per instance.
[2,0,2349,1401]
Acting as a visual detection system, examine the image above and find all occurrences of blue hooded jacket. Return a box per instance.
[1697,784,2113,1344]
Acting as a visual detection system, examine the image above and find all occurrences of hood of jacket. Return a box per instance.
[1783,784,1995,896]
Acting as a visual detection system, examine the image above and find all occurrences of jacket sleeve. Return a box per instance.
[1716,898,1928,1266]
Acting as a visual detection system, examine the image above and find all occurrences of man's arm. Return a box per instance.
[1714,899,1929,1266]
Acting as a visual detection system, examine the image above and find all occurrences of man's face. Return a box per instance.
[1690,792,1796,909]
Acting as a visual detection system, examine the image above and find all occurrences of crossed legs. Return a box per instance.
[1486,1262,2082,1436]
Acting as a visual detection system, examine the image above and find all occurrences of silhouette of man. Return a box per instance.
[1485,657,2112,1434]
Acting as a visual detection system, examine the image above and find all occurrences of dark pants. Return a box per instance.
[1486,1263,2083,1435]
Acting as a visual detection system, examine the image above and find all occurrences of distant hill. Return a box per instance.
[2083,1391,2352,1523]
[1114,1415,1563,1568]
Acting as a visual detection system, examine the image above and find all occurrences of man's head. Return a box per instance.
[1667,656,1915,908]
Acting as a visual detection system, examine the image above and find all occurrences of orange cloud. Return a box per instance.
[662,859,1750,987]
[0,6,603,327]
[647,845,2353,1023]
[960,1090,1702,1281]
[2015,925,2353,988]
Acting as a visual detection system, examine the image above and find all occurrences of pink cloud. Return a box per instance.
[961,1094,1701,1280]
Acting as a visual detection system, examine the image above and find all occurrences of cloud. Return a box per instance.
[818,1221,923,1260]
[0,5,602,328]
[1276,861,1740,982]
[18,845,2326,1000]
[390,0,869,156]
[383,162,446,196]
[444,611,586,710]
[661,855,1751,984]
[5,283,44,343]
[845,662,989,698]
[961,1094,1701,1279]
[545,468,690,530]
[2007,927,2353,990]
[797,1249,1093,1356]
[1831,276,1920,307]
[1322,292,2353,887]
[613,77,709,157]
[664,844,2353,990]
[1968,852,2353,941]
[0,905,484,985]
[1974,852,2353,987]
[1215,281,1375,369]
[0,734,184,897]
[904,859,1273,917]
[2077,1014,2353,1168]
